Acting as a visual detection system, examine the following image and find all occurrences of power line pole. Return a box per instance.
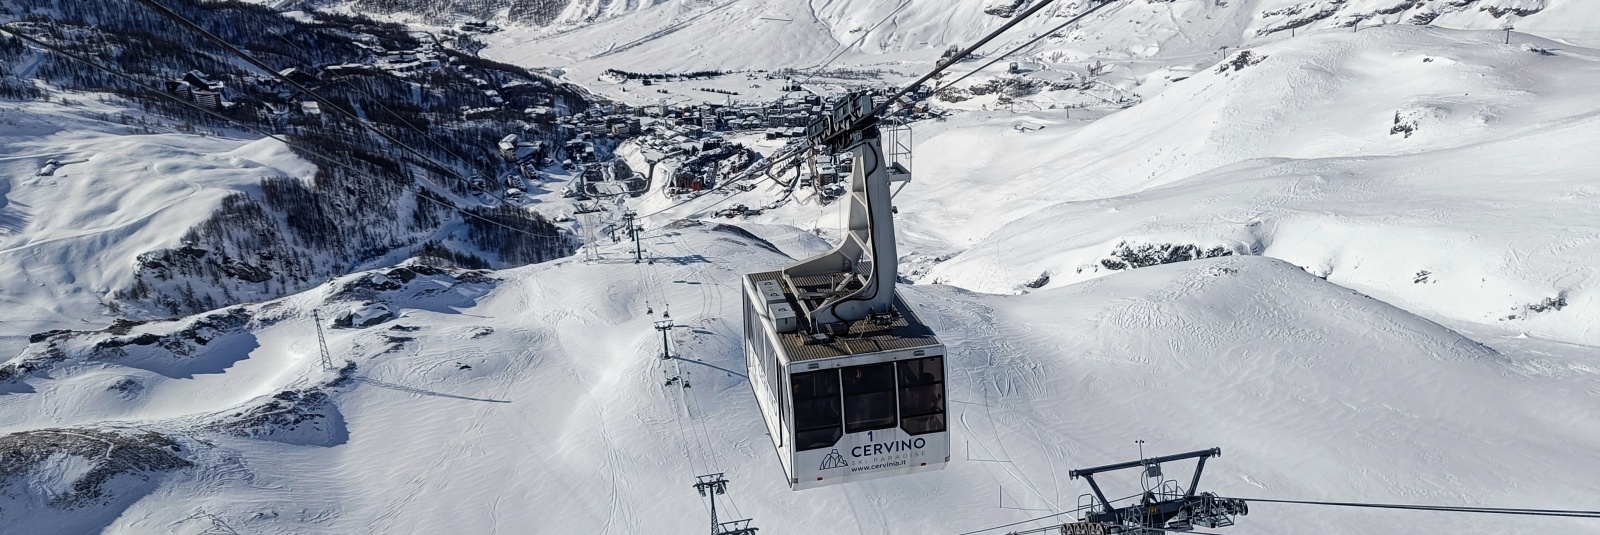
[312,310,333,372]
[575,201,605,261]
[656,315,677,360]
[694,474,758,535]
[623,209,643,263]
[694,474,728,535]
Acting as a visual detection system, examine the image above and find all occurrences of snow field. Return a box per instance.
[36,229,1588,534]
[908,26,1600,346]
[625,26,1600,345]
[0,99,316,357]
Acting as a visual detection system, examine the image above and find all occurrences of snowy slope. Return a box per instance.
[901,26,1600,346]
[2,227,1597,534]
[0,98,316,358]
[601,24,1599,329]
[480,0,1600,104]
[610,25,1600,345]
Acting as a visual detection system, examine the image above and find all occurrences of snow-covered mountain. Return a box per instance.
[477,0,1600,76]
[0,97,316,358]
[902,26,1600,346]
[4,225,1597,534]
[4,0,1600,533]
[0,0,584,352]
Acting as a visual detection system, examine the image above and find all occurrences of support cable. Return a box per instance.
[953,492,1144,535]
[664,365,715,521]
[1227,497,1600,519]
[1088,523,1228,535]
[934,0,1125,93]
[636,0,1093,225]
[265,29,480,169]
[799,0,912,85]
[131,0,480,191]
[681,374,745,520]
[864,0,1070,120]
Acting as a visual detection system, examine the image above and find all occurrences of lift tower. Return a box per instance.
[1066,448,1248,534]
[781,92,911,328]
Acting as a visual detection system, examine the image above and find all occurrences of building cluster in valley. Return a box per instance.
[533,92,841,199]
[550,92,830,147]
[164,70,229,110]
[553,85,944,203]
[162,26,567,124]
[152,22,924,216]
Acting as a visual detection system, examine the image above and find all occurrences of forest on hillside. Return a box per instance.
[0,0,602,316]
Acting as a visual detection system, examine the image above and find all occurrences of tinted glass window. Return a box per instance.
[843,363,897,433]
[897,357,945,435]
[796,427,842,451]
[792,370,842,451]
[793,369,839,399]
[898,356,944,386]
[793,397,840,431]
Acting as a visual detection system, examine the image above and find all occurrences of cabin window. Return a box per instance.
[792,369,842,450]
[842,363,897,433]
[777,373,789,448]
[743,296,756,368]
[897,356,946,435]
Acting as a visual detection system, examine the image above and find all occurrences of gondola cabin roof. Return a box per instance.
[747,270,941,362]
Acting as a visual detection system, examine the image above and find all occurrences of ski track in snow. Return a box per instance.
[4,227,1599,534]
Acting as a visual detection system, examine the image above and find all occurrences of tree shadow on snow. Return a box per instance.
[652,254,710,265]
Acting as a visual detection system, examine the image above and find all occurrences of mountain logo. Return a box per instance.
[819,449,848,470]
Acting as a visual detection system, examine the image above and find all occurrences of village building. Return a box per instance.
[164,70,228,110]
[461,107,498,120]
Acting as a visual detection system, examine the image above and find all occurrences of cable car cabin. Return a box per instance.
[745,90,939,490]
[744,270,949,490]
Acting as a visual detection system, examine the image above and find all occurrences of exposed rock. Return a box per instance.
[1100,242,1236,272]
[1217,50,1267,74]
[0,428,191,510]
[206,377,348,447]
[334,303,393,329]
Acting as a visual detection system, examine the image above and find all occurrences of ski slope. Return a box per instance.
[3,226,1597,534]
[481,0,1600,105]
[0,98,316,358]
[615,25,1600,346]
[905,26,1600,346]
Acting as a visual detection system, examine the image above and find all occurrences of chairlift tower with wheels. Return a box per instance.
[574,201,607,261]
[1065,448,1249,534]
[743,92,948,491]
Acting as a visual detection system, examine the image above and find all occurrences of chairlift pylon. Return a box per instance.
[1066,447,1248,534]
